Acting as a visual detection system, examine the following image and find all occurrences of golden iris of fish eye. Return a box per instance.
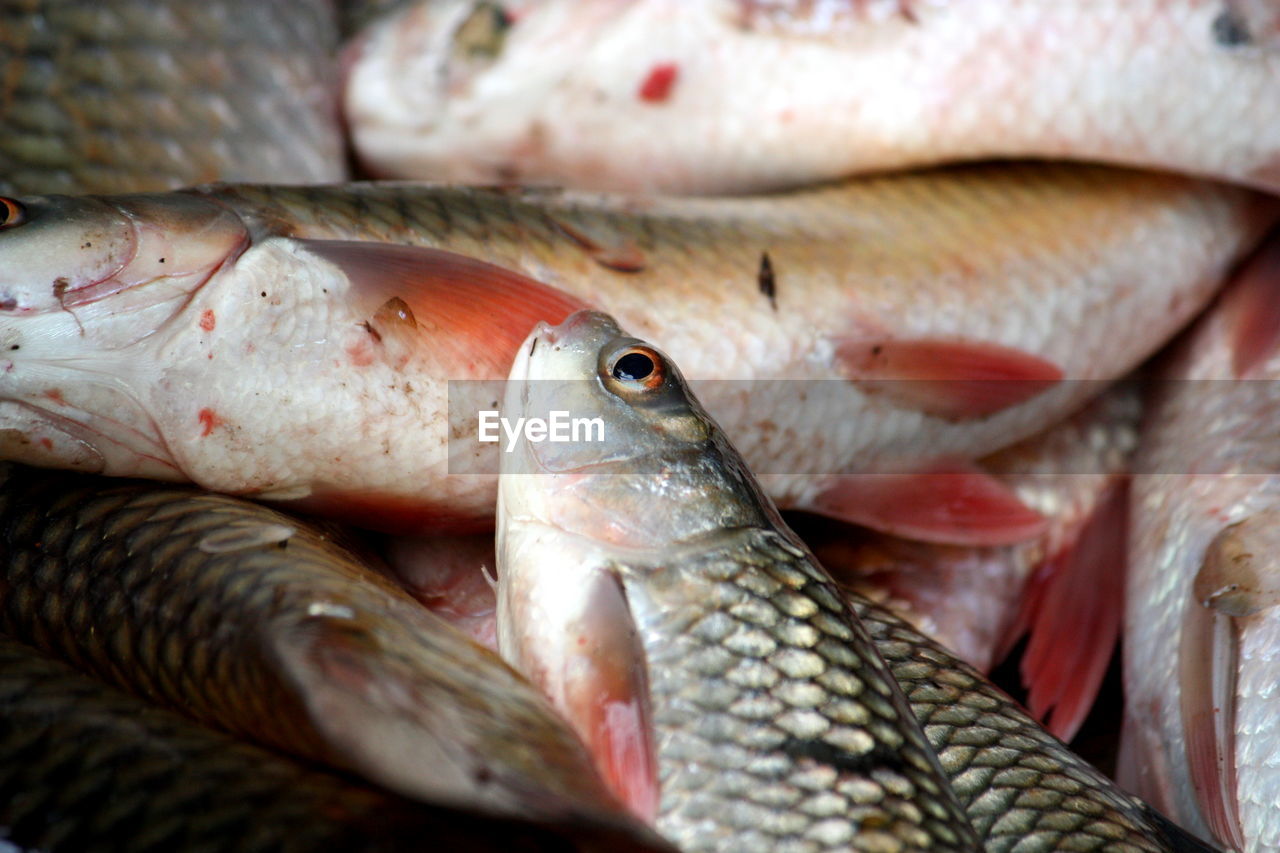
[603,346,666,396]
[0,198,26,229]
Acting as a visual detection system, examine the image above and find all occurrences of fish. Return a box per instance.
[0,0,347,195]
[0,165,1269,543]
[343,0,1280,194]
[386,385,1140,741]
[802,382,1141,741]
[1121,230,1280,851]
[0,462,656,837]
[496,308,979,850]
[0,633,675,853]
[494,308,1214,852]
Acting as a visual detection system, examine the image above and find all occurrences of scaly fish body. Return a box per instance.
[1122,234,1280,851]
[344,0,1280,193]
[0,463,650,834]
[0,0,347,195]
[852,595,1216,852]
[0,167,1267,537]
[497,310,977,851]
[495,309,1211,852]
[808,383,1140,740]
[0,634,669,853]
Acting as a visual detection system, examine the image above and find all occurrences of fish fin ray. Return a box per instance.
[1016,480,1126,741]
[301,239,589,378]
[563,569,659,823]
[834,337,1063,420]
[1181,536,1246,851]
[799,464,1046,546]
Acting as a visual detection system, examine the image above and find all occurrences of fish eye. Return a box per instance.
[605,346,666,393]
[0,198,26,230]
[452,2,512,61]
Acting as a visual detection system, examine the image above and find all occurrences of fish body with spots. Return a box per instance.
[344,0,1280,193]
[0,167,1270,538]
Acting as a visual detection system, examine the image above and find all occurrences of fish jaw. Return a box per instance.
[0,192,250,479]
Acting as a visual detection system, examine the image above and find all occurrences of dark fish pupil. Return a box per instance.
[613,352,655,382]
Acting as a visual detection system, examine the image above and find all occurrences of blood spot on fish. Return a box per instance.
[42,389,65,405]
[197,408,223,437]
[0,297,15,311]
[199,309,216,332]
[758,253,778,310]
[346,340,376,367]
[1213,7,1252,46]
[638,63,679,103]
[39,438,52,450]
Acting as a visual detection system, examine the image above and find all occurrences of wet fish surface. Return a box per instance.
[1122,232,1280,852]
[498,309,981,851]
[0,634,665,853]
[0,463,650,836]
[0,165,1269,542]
[851,595,1219,853]
[495,309,1215,851]
[344,0,1280,193]
[808,383,1141,740]
[0,0,347,195]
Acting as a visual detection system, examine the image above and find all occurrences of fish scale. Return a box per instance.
[0,635,669,852]
[0,0,347,195]
[0,463,655,833]
[635,528,972,853]
[850,596,1205,852]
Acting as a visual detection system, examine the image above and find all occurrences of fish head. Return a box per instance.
[0,192,248,318]
[500,309,772,552]
[345,1,626,184]
[0,191,248,476]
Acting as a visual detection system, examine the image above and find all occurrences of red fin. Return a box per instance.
[1180,554,1246,851]
[801,464,1046,546]
[1223,230,1280,377]
[1014,481,1126,742]
[835,337,1063,420]
[302,240,591,378]
[562,570,659,823]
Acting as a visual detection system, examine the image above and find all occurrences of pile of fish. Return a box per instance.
[0,0,1278,850]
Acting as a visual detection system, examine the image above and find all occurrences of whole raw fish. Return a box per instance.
[0,634,671,853]
[0,0,347,195]
[497,309,978,851]
[0,166,1268,541]
[807,383,1140,741]
[1122,232,1280,851]
[495,309,1213,852]
[344,0,1280,193]
[0,463,653,838]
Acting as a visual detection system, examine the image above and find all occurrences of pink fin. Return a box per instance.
[302,240,591,378]
[1222,229,1280,378]
[801,464,1046,546]
[563,570,659,823]
[835,337,1063,420]
[1014,480,1126,742]
[1180,556,1246,851]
